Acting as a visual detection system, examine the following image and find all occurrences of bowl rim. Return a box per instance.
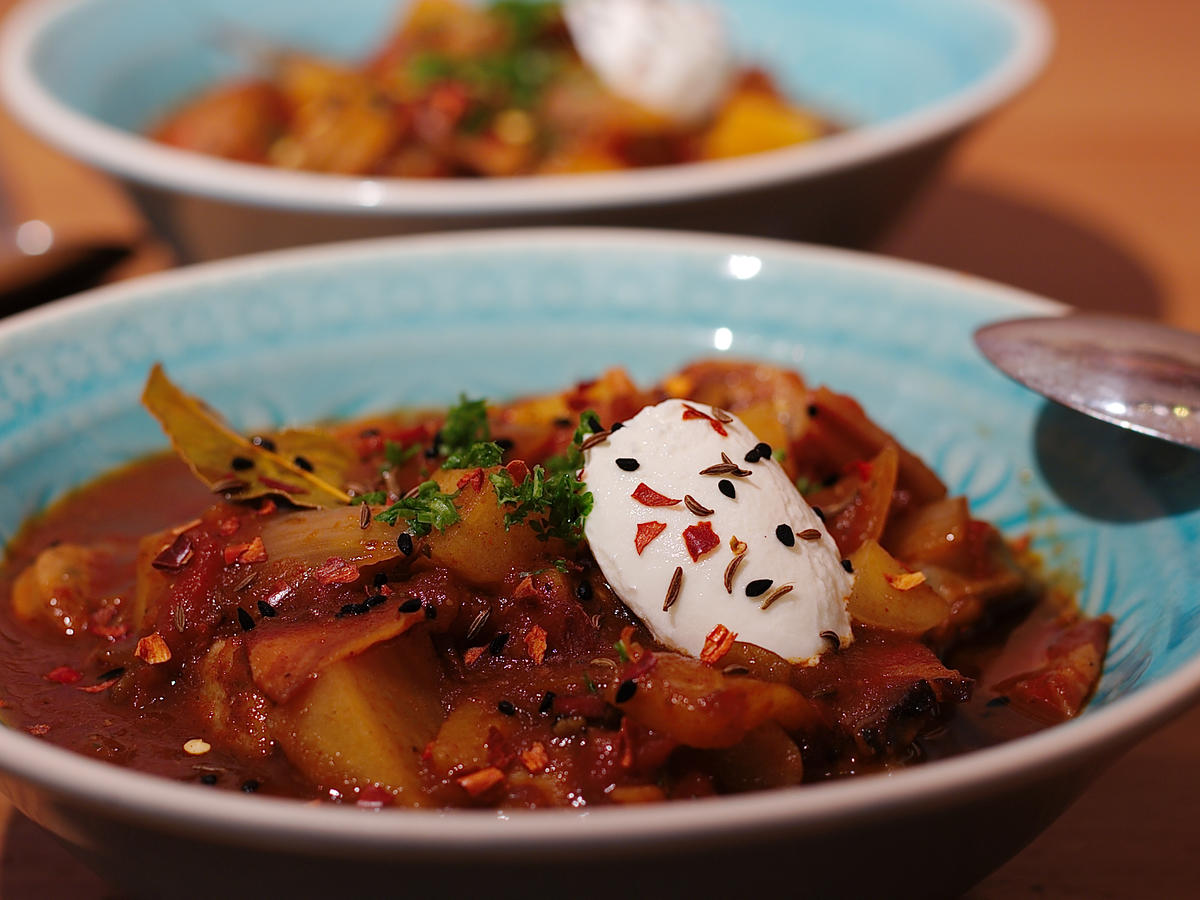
[0,0,1052,215]
[0,226,1198,853]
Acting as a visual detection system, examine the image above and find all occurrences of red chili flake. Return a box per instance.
[45,665,82,685]
[525,624,548,665]
[151,532,195,572]
[521,742,549,773]
[354,785,395,809]
[217,517,241,536]
[699,624,738,665]
[135,633,172,665]
[77,677,121,694]
[681,403,728,436]
[634,521,667,555]
[259,476,305,495]
[257,499,277,516]
[457,766,506,797]
[456,468,487,492]
[27,724,50,737]
[421,741,436,761]
[632,483,681,507]
[844,459,874,481]
[505,459,529,485]
[683,522,721,562]
[222,536,267,566]
[313,557,360,585]
[485,725,515,768]
[463,646,487,666]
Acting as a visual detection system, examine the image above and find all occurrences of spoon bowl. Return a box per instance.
[974,313,1200,451]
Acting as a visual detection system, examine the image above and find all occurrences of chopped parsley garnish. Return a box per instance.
[351,490,388,506]
[489,464,592,543]
[384,439,420,470]
[795,475,817,496]
[375,481,461,535]
[439,394,491,454]
[545,408,602,474]
[444,441,504,469]
[436,394,505,468]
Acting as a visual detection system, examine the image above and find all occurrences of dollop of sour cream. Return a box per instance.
[563,0,733,123]
[582,399,854,664]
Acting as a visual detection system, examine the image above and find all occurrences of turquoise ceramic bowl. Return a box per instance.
[1,231,1197,899]
[1,0,1050,257]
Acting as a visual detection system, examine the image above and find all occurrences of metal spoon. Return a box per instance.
[974,313,1200,451]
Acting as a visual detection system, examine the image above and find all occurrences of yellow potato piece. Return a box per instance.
[702,92,822,160]
[272,632,444,804]
[847,539,950,636]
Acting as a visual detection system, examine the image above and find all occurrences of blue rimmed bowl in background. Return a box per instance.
[1,0,1050,260]
[0,229,1198,899]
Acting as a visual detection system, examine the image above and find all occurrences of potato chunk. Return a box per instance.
[847,539,950,636]
[272,632,444,803]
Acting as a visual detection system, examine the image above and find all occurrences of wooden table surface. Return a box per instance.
[1,0,1198,896]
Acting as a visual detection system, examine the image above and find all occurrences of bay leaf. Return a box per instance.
[141,363,350,508]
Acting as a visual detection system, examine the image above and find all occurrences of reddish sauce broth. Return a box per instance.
[1,452,1070,800]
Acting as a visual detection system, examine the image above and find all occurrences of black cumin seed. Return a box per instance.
[293,456,314,472]
[424,603,438,620]
[615,680,637,703]
[775,524,795,547]
[746,579,773,598]
[373,572,389,587]
[610,422,624,432]
[256,600,277,618]
[200,773,218,786]
[397,533,414,556]
[241,779,260,793]
[236,607,255,631]
[718,479,736,499]
[806,405,818,418]
[366,594,386,608]
[488,632,510,656]
[553,417,573,428]
[987,695,1011,708]
[230,455,254,471]
[98,666,125,682]
[841,559,854,573]
[822,473,840,487]
[495,437,515,452]
[812,506,826,521]
[337,601,370,618]
[539,691,556,714]
[616,457,640,471]
[755,442,773,460]
[497,699,516,716]
[359,428,380,438]
[743,447,761,464]
[251,436,276,452]
[575,579,593,601]
[399,597,422,614]
[424,445,439,459]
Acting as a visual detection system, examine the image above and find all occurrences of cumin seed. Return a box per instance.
[760,583,794,610]
[684,494,714,516]
[662,566,683,612]
[579,430,611,451]
[798,528,822,541]
[466,609,491,643]
[359,504,372,529]
[723,553,746,594]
